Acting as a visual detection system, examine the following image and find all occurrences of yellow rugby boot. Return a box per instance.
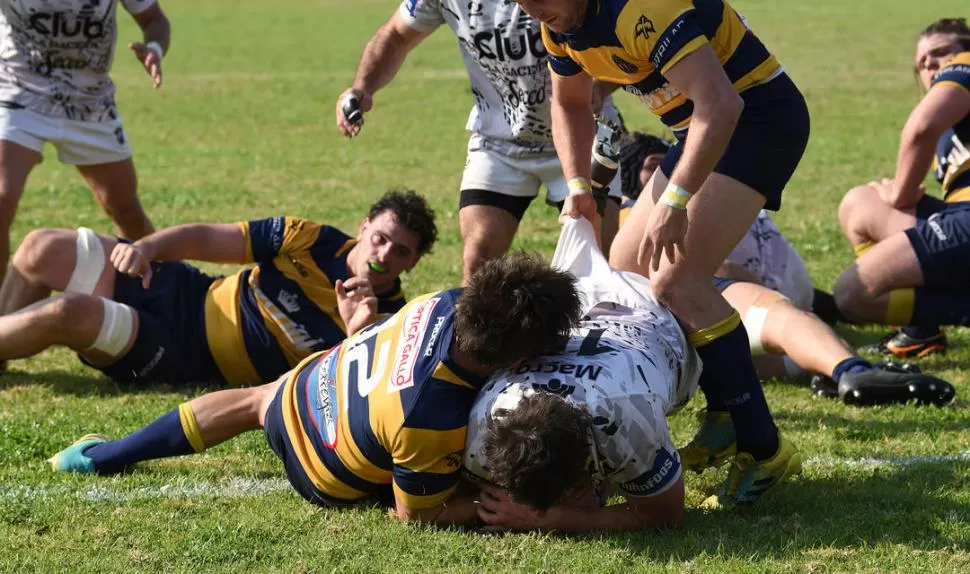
[701,435,803,510]
[678,410,737,473]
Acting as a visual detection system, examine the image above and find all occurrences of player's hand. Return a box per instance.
[477,485,547,531]
[335,87,372,138]
[336,277,378,335]
[129,43,162,89]
[110,242,153,289]
[637,203,688,273]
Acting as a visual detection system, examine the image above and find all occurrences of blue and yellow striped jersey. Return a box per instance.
[542,0,781,130]
[279,289,485,509]
[932,52,970,203]
[204,217,405,385]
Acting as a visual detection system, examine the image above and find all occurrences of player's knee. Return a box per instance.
[43,293,102,336]
[652,272,708,318]
[462,238,500,279]
[12,228,63,276]
[838,184,873,234]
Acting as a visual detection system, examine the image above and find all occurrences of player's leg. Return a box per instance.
[76,158,154,240]
[0,227,118,315]
[836,205,970,335]
[837,183,943,253]
[458,147,536,284]
[50,379,283,474]
[0,139,42,287]
[58,115,153,240]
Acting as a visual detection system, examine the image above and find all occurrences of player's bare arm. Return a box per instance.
[552,71,598,219]
[336,13,434,137]
[129,4,170,90]
[393,490,481,527]
[638,45,743,270]
[477,478,685,533]
[888,85,970,208]
[110,223,246,287]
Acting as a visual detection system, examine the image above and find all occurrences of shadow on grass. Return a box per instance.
[598,462,970,559]
[0,368,219,398]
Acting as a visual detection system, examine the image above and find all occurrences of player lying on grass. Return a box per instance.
[835,18,970,358]
[0,190,436,385]
[618,134,955,406]
[48,254,582,526]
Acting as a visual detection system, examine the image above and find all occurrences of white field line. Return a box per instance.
[2,452,969,502]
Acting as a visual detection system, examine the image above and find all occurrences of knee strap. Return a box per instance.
[65,227,106,295]
[742,305,771,356]
[84,297,135,357]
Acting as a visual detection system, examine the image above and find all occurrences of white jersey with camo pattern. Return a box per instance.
[0,0,155,121]
[399,0,620,158]
[463,219,701,497]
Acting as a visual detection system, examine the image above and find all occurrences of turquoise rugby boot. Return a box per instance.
[47,434,108,473]
[679,410,737,473]
[702,435,803,510]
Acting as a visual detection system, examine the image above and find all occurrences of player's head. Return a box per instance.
[618,132,672,200]
[356,190,438,284]
[456,252,581,369]
[514,0,589,34]
[916,18,970,89]
[483,392,592,510]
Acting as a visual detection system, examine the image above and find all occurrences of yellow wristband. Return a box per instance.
[567,177,592,196]
[659,183,692,210]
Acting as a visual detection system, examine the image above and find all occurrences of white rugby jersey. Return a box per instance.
[399,0,619,157]
[463,219,700,498]
[727,210,814,310]
[0,0,155,121]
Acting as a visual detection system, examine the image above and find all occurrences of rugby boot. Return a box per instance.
[678,410,736,473]
[839,370,955,407]
[859,329,948,358]
[47,434,107,473]
[810,360,922,400]
[701,436,803,510]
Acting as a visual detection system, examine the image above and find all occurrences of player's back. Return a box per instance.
[465,305,698,495]
[278,289,486,508]
[933,52,970,202]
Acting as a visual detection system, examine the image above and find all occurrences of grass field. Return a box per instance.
[2,0,970,571]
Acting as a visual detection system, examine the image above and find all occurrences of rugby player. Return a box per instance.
[48,254,582,526]
[835,18,970,358]
[0,190,437,385]
[334,0,625,283]
[0,0,171,285]
[520,0,811,507]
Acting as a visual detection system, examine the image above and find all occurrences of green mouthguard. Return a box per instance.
[368,261,385,273]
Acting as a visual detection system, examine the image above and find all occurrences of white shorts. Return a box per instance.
[460,141,622,204]
[0,107,132,165]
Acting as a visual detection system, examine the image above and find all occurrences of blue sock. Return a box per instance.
[831,357,872,383]
[690,313,778,460]
[84,404,205,474]
[901,324,942,339]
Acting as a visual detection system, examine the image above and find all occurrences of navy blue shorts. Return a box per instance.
[713,276,738,292]
[905,199,970,288]
[85,261,223,384]
[660,73,810,211]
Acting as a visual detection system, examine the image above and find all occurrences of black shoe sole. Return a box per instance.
[838,372,955,407]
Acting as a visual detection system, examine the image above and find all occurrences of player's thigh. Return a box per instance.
[458,148,537,248]
[57,116,137,202]
[76,157,138,209]
[881,203,970,290]
[18,227,119,297]
[838,232,925,300]
[0,137,43,224]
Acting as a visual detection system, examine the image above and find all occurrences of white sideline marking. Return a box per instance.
[2,452,969,502]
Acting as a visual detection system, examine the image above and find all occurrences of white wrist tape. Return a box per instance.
[65,227,105,296]
[85,298,136,357]
[659,183,692,210]
[145,41,164,59]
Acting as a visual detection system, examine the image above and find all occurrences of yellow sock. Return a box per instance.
[178,402,207,453]
[885,288,915,326]
[688,311,742,348]
[854,241,874,257]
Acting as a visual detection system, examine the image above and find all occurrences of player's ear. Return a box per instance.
[358,217,369,237]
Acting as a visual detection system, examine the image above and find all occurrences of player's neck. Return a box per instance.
[448,337,494,377]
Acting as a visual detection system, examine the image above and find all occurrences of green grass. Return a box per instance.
[2,0,970,571]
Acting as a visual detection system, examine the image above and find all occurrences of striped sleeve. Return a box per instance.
[932,54,970,96]
[618,0,706,75]
[541,24,583,77]
[241,216,319,263]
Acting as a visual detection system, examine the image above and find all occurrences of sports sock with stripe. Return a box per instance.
[84,403,206,474]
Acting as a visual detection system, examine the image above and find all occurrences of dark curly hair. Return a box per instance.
[618,131,672,200]
[921,18,970,50]
[455,252,581,368]
[367,190,438,255]
[484,392,592,510]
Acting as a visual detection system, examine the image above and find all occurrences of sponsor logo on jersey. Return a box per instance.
[424,316,446,357]
[532,378,575,397]
[315,349,340,448]
[621,447,678,494]
[515,361,603,380]
[651,17,689,69]
[389,297,439,390]
[278,289,300,313]
[473,26,547,62]
[29,12,107,39]
[611,54,638,74]
[634,15,655,41]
